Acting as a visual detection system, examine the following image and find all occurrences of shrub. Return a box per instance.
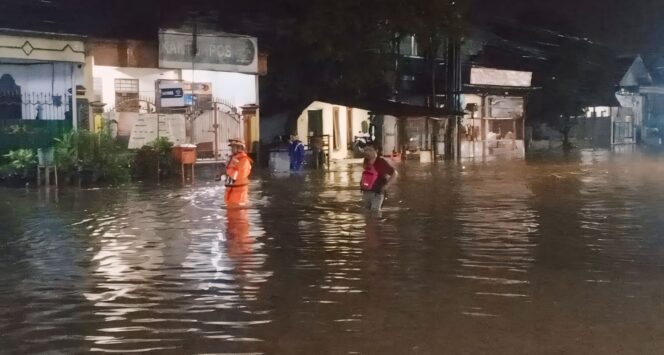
[3,149,37,177]
[54,129,134,184]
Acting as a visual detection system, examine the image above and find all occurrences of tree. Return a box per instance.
[531,39,616,148]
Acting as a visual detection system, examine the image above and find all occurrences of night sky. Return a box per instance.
[0,0,662,55]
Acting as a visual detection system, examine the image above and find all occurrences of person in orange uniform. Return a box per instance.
[224,139,253,207]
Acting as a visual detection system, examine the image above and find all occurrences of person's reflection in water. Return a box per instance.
[225,206,254,302]
[226,207,252,258]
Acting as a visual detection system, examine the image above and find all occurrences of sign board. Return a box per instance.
[159,29,258,74]
[183,82,213,109]
[487,96,524,119]
[128,114,186,149]
[158,81,185,108]
[184,82,212,95]
[470,67,532,87]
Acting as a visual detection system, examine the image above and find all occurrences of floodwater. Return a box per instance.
[2,150,664,354]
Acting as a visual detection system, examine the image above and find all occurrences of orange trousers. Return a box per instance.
[225,185,249,207]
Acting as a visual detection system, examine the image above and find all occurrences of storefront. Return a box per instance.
[460,67,533,159]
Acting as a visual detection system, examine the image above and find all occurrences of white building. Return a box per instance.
[295,100,372,161]
[86,29,263,158]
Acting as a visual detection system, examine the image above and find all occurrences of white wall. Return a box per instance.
[296,101,370,160]
[92,66,180,109]
[181,70,257,107]
[92,66,258,111]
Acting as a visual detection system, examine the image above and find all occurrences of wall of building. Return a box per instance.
[92,65,180,108]
[296,101,370,160]
[89,39,158,68]
[92,66,258,111]
[0,33,85,63]
[181,70,257,107]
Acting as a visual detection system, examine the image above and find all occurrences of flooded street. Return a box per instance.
[2,150,664,354]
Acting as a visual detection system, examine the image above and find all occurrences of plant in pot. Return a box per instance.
[3,149,37,186]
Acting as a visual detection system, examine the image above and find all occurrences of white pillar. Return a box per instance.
[71,63,78,130]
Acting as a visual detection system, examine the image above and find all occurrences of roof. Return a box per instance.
[615,56,638,83]
[616,55,653,87]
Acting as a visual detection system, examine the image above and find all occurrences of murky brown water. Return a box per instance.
[2,149,664,354]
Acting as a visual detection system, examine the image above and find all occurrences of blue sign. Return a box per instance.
[160,88,183,99]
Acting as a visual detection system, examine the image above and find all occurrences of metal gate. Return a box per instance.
[107,95,242,161]
[190,100,243,161]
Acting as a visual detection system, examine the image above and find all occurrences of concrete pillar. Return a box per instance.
[84,54,95,131]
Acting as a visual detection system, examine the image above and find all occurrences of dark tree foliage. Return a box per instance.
[516,11,617,148]
[256,0,468,114]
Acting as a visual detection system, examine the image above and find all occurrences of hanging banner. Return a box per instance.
[159,29,258,74]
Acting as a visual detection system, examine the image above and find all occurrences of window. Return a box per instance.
[332,107,340,150]
[114,79,139,112]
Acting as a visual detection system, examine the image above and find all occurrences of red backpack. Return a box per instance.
[361,164,379,191]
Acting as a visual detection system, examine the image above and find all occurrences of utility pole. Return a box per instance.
[444,37,462,160]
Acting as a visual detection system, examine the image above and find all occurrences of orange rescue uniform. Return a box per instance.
[224,151,253,206]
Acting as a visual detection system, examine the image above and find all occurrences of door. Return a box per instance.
[308,109,323,137]
[383,116,397,154]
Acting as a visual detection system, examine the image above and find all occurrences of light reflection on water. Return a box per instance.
[2,150,664,353]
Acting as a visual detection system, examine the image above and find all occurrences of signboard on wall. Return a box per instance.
[487,96,524,119]
[158,81,185,108]
[183,82,213,109]
[470,67,532,87]
[159,29,258,74]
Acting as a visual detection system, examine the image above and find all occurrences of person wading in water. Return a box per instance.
[361,144,397,211]
[224,139,253,207]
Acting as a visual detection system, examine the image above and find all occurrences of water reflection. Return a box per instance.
[455,163,538,317]
[3,150,664,353]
